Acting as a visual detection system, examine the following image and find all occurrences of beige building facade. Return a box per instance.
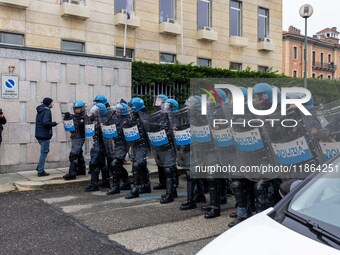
[0,0,282,171]
[1,0,282,70]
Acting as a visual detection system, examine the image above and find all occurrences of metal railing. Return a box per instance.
[312,62,336,72]
[132,82,189,109]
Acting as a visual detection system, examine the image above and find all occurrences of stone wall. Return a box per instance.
[0,46,131,173]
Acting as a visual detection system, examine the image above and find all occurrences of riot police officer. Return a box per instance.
[157,98,179,204]
[153,94,169,190]
[179,96,207,210]
[228,86,255,227]
[106,102,131,195]
[124,97,151,199]
[93,95,111,188]
[63,101,86,180]
[84,103,107,192]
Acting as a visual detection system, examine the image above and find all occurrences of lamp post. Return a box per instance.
[299,4,313,88]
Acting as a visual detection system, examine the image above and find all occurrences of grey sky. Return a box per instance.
[283,0,340,35]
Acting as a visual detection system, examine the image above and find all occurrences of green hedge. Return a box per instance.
[132,61,340,109]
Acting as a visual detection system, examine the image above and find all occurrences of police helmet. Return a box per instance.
[253,83,273,103]
[155,94,168,107]
[185,96,201,108]
[163,99,179,112]
[73,101,85,113]
[93,95,108,105]
[90,103,107,117]
[129,97,145,112]
[214,88,227,103]
[115,102,129,116]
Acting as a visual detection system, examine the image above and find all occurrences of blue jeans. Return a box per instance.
[37,139,50,173]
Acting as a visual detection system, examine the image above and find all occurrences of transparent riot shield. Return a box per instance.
[190,108,217,179]
[122,111,149,148]
[314,102,340,162]
[208,103,239,179]
[168,107,191,169]
[84,106,95,159]
[99,111,117,161]
[232,113,277,181]
[146,110,176,167]
[266,107,323,180]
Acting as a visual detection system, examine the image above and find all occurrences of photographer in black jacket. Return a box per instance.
[35,97,59,177]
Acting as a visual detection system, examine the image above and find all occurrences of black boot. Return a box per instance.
[99,166,111,189]
[140,166,151,193]
[85,168,100,192]
[106,185,120,195]
[204,180,221,219]
[64,161,77,180]
[125,165,141,199]
[63,173,76,180]
[160,167,175,204]
[125,186,140,199]
[154,165,166,190]
[106,166,121,195]
[180,172,196,210]
[77,155,86,175]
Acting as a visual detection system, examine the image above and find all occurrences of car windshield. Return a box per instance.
[289,157,340,232]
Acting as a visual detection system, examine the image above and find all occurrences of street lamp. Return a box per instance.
[299,4,313,88]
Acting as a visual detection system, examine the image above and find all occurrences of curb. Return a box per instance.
[2,167,186,193]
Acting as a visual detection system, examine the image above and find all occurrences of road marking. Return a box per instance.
[42,196,78,203]
[62,204,95,213]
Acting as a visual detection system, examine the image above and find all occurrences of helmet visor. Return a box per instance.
[155,97,164,107]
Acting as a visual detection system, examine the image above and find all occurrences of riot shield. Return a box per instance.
[190,108,217,178]
[314,102,340,162]
[98,111,116,162]
[232,114,277,181]
[146,110,177,167]
[208,103,239,179]
[122,111,149,148]
[168,107,191,168]
[266,107,323,180]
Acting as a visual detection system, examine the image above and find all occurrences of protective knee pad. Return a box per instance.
[231,180,248,208]
[164,167,172,177]
[254,181,275,212]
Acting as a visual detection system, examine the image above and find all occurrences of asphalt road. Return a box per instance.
[0,177,235,255]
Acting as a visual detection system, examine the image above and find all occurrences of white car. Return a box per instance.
[198,157,340,255]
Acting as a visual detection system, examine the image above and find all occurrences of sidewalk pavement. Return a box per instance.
[0,159,161,194]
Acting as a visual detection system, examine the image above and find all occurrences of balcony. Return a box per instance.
[229,36,248,47]
[114,10,140,28]
[60,0,90,20]
[257,37,275,51]
[159,19,182,35]
[0,0,30,9]
[312,62,336,72]
[197,27,218,41]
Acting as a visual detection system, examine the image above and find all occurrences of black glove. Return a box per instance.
[63,112,71,120]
